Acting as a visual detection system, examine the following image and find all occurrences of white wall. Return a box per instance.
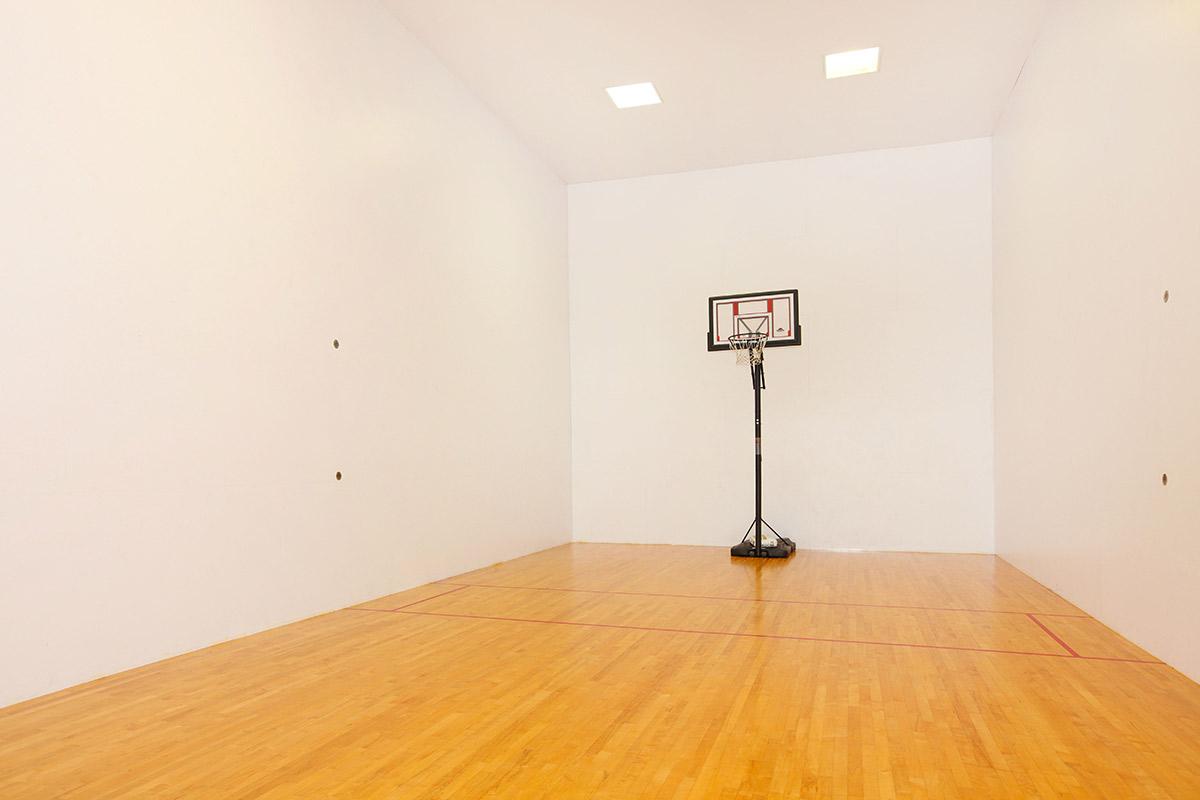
[569,139,994,552]
[0,1,570,707]
[993,0,1200,680]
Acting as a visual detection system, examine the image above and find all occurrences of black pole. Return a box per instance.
[753,361,762,553]
[730,349,794,559]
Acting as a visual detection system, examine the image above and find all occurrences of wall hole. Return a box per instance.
[335,471,342,481]
[1162,473,1168,486]
[333,339,340,349]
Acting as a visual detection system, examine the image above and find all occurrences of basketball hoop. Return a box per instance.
[727,331,767,367]
[706,290,799,559]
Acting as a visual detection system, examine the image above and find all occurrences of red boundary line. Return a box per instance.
[342,606,1163,664]
[436,581,1090,618]
[1027,613,1081,658]
[394,608,1163,664]
[347,584,470,613]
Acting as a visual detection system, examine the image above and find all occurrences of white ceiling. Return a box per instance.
[382,1,1047,183]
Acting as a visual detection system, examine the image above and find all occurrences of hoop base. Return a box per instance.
[730,535,796,559]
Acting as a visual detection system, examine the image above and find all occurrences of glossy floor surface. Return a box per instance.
[2,543,1199,799]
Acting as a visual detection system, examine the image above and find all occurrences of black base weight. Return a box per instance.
[730,536,796,559]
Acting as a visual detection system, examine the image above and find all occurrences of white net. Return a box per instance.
[727,332,767,367]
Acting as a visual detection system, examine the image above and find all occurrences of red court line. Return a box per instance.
[385,608,1163,664]
[436,581,1090,619]
[1027,613,1081,658]
[347,584,470,613]
[344,606,1163,664]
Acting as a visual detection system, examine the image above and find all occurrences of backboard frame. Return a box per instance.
[707,289,801,352]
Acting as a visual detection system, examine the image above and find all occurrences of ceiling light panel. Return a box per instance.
[824,47,880,79]
[606,82,662,109]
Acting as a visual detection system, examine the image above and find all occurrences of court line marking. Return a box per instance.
[347,584,470,613]
[434,581,1091,618]
[343,607,1164,664]
[1027,613,1083,658]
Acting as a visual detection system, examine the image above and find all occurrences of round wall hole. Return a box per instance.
[333,339,340,349]
[335,471,342,481]
[1163,290,1170,303]
[1162,473,1168,486]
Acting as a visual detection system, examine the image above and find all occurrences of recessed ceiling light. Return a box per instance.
[605,82,661,109]
[825,47,880,79]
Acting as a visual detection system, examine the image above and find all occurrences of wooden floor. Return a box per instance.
[3,544,1199,799]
